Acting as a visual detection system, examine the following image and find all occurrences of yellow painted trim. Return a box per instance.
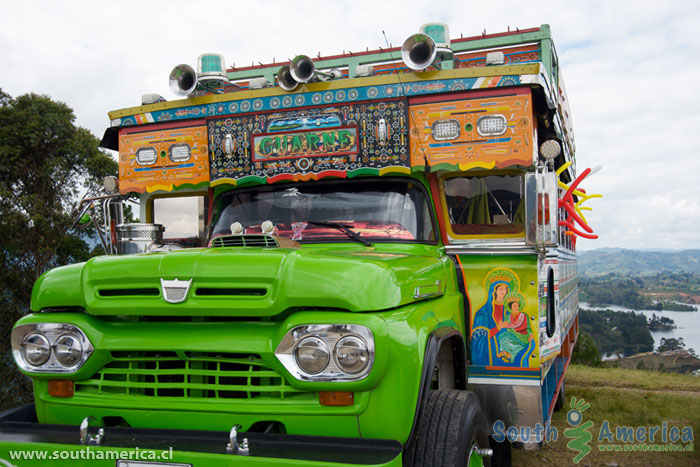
[108,64,541,120]
[540,348,561,363]
[378,166,411,176]
[146,183,174,193]
[210,178,238,187]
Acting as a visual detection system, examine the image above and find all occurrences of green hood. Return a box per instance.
[31,245,449,316]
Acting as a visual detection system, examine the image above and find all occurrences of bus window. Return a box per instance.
[152,195,209,247]
[444,174,524,236]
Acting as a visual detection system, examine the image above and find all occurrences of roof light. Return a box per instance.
[539,139,562,160]
[248,78,270,89]
[431,119,460,141]
[141,93,166,105]
[355,65,374,77]
[485,51,505,66]
[169,144,191,163]
[198,53,227,82]
[420,22,451,49]
[476,115,507,136]
[135,147,157,165]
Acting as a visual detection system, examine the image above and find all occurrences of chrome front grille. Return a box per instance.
[75,351,309,401]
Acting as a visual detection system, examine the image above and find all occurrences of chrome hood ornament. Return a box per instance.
[160,278,193,304]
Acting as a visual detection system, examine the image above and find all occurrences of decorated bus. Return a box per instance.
[1,23,599,466]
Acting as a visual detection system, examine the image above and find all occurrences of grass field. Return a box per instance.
[512,365,699,466]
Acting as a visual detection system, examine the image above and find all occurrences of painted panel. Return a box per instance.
[111,72,530,128]
[456,255,540,373]
[558,256,578,334]
[207,100,410,186]
[539,258,563,361]
[409,91,535,171]
[252,127,358,161]
[119,122,209,193]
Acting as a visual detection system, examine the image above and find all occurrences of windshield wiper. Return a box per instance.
[305,221,372,247]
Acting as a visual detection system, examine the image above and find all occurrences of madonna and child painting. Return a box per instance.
[470,268,536,367]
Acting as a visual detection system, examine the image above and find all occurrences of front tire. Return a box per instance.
[409,389,491,466]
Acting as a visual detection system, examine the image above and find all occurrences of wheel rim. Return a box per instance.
[467,443,484,467]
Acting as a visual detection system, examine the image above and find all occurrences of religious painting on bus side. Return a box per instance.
[207,99,409,185]
[457,255,540,369]
[409,89,535,172]
[118,121,209,193]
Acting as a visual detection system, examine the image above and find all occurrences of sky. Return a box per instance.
[1,0,699,250]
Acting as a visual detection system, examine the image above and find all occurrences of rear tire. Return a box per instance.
[554,380,565,412]
[409,389,490,466]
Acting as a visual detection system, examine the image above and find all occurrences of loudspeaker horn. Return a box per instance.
[276,65,300,91]
[169,64,198,96]
[401,33,437,70]
[289,55,316,83]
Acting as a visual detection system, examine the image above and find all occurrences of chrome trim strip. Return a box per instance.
[467,377,540,387]
[413,280,443,299]
[445,243,538,256]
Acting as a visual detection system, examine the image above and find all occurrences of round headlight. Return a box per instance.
[53,334,84,367]
[294,337,330,374]
[334,336,369,374]
[20,333,51,367]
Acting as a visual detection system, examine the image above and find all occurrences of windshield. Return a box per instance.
[208,178,435,244]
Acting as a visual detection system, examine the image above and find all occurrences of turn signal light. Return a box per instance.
[319,391,354,406]
[48,380,74,397]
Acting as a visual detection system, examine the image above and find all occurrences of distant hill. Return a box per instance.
[579,249,700,276]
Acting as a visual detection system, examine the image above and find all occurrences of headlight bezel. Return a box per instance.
[12,323,93,373]
[275,324,374,382]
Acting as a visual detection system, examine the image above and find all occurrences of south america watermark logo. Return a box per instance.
[492,395,693,462]
[564,396,594,463]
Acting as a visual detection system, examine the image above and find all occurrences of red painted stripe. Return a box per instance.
[427,173,450,245]
[409,86,531,105]
[120,119,206,134]
[266,173,295,184]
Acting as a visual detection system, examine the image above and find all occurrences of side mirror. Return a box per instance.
[525,170,558,248]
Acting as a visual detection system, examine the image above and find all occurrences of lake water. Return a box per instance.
[579,302,700,354]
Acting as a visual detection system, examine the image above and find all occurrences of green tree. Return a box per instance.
[572,332,602,367]
[0,89,117,410]
[657,337,685,353]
